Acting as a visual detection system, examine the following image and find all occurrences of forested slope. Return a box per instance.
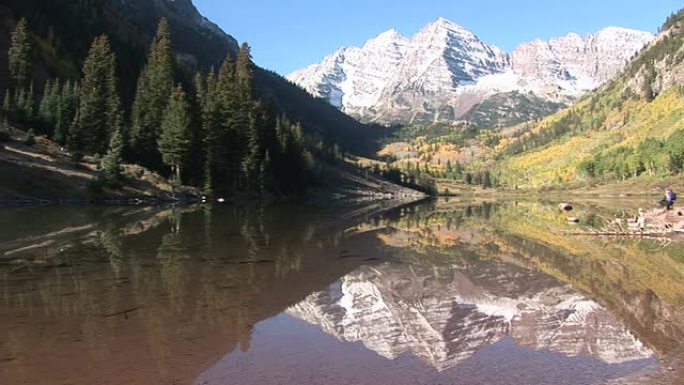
[495,10,684,188]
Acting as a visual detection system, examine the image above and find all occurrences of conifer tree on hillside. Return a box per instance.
[0,116,11,142]
[199,69,221,195]
[183,72,207,187]
[69,35,123,159]
[54,80,80,146]
[158,84,192,182]
[273,117,314,194]
[217,56,246,190]
[236,43,254,100]
[242,104,267,190]
[38,79,55,123]
[13,84,35,122]
[39,79,62,128]
[2,90,12,113]
[101,125,124,184]
[8,18,32,88]
[131,18,174,169]
[192,48,316,195]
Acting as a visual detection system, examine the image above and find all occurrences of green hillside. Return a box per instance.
[495,9,684,188]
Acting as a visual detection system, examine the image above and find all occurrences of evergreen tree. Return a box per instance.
[26,83,35,120]
[260,150,274,193]
[12,88,23,120]
[54,81,80,146]
[184,72,207,187]
[200,70,221,195]
[274,119,313,194]
[39,79,61,128]
[0,116,11,142]
[453,161,463,178]
[8,18,32,87]
[217,55,246,191]
[235,43,254,99]
[641,63,657,101]
[130,18,174,169]
[101,125,124,184]
[202,167,214,196]
[218,54,236,95]
[38,79,54,123]
[15,83,35,122]
[70,35,123,157]
[482,170,492,188]
[2,89,12,113]
[242,105,266,190]
[158,84,192,182]
[68,109,84,161]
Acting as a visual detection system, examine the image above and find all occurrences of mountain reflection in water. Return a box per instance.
[1,200,683,385]
[288,261,652,370]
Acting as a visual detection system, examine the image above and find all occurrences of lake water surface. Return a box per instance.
[1,200,683,385]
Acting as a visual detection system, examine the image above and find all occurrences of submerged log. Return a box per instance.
[102,306,139,319]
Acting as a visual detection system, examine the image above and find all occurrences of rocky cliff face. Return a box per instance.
[105,0,239,66]
[288,18,653,126]
[510,27,653,95]
[287,261,652,371]
[108,0,235,43]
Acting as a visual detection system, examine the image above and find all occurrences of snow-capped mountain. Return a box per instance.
[287,29,410,115]
[287,261,653,371]
[287,18,653,126]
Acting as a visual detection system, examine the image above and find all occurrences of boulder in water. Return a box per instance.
[559,203,573,212]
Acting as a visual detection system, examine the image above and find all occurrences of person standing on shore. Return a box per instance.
[661,187,677,211]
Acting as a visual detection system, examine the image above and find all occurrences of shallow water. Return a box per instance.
[1,200,683,385]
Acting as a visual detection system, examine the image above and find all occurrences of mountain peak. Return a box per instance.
[378,28,404,39]
[288,19,653,125]
[364,28,409,47]
[597,26,651,34]
[594,26,654,41]
[424,17,473,35]
[432,17,462,28]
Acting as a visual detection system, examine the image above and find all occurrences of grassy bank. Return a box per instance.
[435,176,680,202]
[0,130,198,204]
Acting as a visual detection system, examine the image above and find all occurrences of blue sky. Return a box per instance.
[193,0,682,75]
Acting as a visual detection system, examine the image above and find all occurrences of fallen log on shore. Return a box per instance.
[564,230,673,237]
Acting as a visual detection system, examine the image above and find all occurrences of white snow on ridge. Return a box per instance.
[287,18,653,124]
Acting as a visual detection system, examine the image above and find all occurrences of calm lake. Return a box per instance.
[1,200,683,385]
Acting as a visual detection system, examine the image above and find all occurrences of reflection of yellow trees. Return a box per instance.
[486,202,684,355]
[385,200,684,306]
[487,202,684,304]
[355,203,498,256]
[373,200,684,354]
